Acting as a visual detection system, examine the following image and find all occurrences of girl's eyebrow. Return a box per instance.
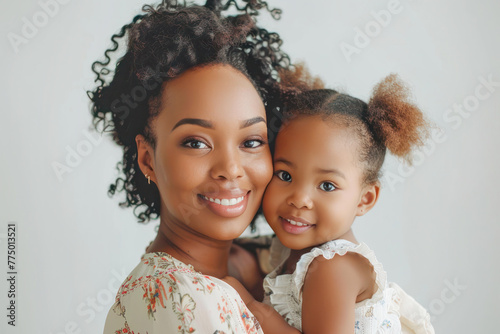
[171,116,265,132]
[275,158,346,179]
[274,158,294,168]
[315,167,346,179]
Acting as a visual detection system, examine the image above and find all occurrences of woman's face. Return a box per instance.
[140,64,272,241]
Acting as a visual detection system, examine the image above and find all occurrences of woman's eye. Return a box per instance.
[276,171,292,182]
[319,182,336,192]
[182,139,209,149]
[243,139,264,148]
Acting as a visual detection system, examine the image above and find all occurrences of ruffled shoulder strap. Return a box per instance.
[268,236,291,270]
[292,239,388,305]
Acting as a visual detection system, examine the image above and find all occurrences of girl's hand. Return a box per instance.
[221,275,256,306]
[222,276,301,334]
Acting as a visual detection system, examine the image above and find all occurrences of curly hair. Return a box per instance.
[280,72,430,186]
[87,0,292,223]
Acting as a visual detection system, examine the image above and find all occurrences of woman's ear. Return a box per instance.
[356,181,380,216]
[135,134,157,185]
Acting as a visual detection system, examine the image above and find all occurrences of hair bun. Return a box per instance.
[366,73,429,163]
[278,62,324,104]
[204,0,223,12]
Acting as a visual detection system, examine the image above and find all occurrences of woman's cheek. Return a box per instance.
[249,150,273,194]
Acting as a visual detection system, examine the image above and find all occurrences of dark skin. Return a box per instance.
[146,235,265,300]
[137,64,273,283]
[224,116,380,333]
[227,242,266,301]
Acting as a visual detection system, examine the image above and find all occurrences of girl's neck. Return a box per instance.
[283,247,312,274]
[284,229,359,274]
[146,216,232,279]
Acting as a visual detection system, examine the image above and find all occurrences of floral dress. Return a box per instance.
[263,238,435,334]
[104,252,263,334]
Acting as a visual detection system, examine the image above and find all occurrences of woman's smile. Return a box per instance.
[198,189,251,218]
[139,64,273,241]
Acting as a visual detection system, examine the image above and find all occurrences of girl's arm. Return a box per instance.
[301,253,366,334]
[222,276,301,334]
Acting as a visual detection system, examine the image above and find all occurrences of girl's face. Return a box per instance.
[263,115,375,250]
[140,64,273,241]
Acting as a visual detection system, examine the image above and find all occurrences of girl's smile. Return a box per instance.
[263,115,376,250]
[279,216,315,234]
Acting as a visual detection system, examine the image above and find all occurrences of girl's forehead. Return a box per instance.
[279,115,349,137]
[274,116,360,167]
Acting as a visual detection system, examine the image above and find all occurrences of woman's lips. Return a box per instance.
[198,191,250,218]
[280,216,314,234]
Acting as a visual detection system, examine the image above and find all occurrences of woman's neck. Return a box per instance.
[146,216,233,278]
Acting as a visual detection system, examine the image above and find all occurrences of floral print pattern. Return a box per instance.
[104,252,263,334]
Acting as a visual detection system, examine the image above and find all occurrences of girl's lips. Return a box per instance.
[198,191,250,218]
[280,216,314,235]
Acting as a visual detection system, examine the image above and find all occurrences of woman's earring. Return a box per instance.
[145,173,151,185]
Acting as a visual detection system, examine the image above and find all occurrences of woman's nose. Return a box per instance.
[210,146,244,181]
[286,187,313,210]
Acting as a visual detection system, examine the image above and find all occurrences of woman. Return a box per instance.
[88,0,292,332]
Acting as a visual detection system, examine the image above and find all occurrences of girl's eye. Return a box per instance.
[243,139,265,148]
[276,171,292,182]
[319,182,336,192]
[182,139,209,149]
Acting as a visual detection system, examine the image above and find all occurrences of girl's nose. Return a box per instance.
[210,146,244,181]
[286,187,313,210]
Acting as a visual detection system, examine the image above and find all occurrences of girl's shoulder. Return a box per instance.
[296,240,388,303]
[303,239,384,272]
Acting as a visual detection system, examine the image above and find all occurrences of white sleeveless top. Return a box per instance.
[263,238,435,334]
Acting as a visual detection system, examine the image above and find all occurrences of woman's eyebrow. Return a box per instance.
[171,118,213,132]
[171,116,266,132]
[240,116,266,129]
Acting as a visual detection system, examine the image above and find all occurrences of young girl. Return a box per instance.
[224,73,436,333]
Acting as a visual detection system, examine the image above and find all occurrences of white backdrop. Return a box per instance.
[1,0,499,333]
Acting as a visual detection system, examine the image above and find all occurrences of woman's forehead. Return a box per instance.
[155,64,266,129]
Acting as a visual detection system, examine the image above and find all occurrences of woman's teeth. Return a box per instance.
[202,195,245,206]
[285,218,310,227]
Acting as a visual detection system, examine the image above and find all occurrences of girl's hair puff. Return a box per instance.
[281,73,431,186]
[87,0,292,223]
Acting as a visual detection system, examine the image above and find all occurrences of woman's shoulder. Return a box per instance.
[104,252,263,334]
[117,252,219,304]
